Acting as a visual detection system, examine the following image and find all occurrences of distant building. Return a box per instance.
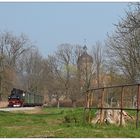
[77,45,112,90]
[77,45,93,69]
[77,45,93,91]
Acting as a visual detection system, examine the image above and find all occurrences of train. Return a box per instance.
[8,88,44,107]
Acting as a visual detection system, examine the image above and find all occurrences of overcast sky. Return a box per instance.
[0,2,129,57]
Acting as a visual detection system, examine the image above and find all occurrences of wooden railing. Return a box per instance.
[83,83,140,128]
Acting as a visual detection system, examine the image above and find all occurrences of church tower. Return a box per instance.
[77,45,93,91]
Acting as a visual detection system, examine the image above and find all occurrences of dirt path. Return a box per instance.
[0,107,36,112]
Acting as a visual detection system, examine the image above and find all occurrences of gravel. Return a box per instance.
[0,107,36,112]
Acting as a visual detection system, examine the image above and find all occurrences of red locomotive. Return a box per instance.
[8,88,24,107]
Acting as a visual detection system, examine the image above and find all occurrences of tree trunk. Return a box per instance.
[57,99,60,108]
[91,109,133,126]
[72,100,76,108]
[0,93,2,101]
[0,77,2,101]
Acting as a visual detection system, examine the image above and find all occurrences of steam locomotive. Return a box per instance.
[8,88,44,107]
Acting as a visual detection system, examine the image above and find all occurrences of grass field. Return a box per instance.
[0,107,140,138]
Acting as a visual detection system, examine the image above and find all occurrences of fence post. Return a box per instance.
[136,84,140,129]
[100,88,104,123]
[83,90,90,123]
[88,91,93,123]
[120,86,124,126]
[83,91,87,124]
[88,91,91,123]
[87,91,90,108]
[90,91,93,107]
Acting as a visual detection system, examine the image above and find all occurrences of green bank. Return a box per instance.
[0,108,139,138]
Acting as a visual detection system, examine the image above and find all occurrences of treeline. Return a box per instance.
[0,3,140,107]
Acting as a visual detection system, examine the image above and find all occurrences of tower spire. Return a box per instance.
[83,38,87,53]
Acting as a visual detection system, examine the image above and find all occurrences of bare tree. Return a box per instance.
[18,47,45,94]
[77,46,95,92]
[46,55,65,108]
[106,3,140,83]
[0,31,31,100]
[47,44,83,107]
[104,3,140,106]
[0,32,30,68]
[92,42,104,87]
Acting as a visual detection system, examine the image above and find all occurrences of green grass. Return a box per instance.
[0,107,140,138]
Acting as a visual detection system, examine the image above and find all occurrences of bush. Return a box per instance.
[51,100,85,107]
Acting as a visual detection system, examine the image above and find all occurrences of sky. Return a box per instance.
[0,2,129,57]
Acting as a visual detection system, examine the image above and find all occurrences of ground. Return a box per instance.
[0,107,140,138]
